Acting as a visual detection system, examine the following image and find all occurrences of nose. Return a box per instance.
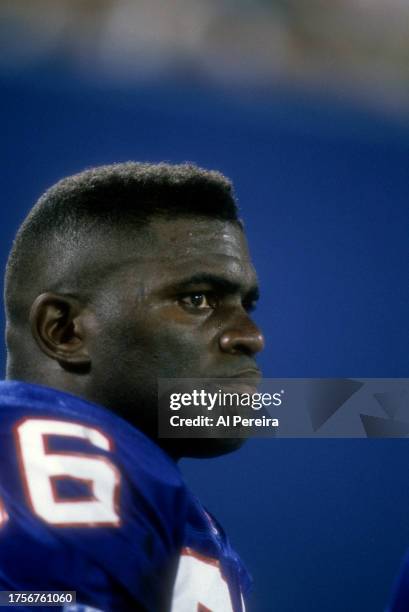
[219,315,265,356]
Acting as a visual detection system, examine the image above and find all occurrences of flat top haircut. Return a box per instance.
[5,161,239,318]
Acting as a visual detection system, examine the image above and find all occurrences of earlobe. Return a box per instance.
[29,293,91,370]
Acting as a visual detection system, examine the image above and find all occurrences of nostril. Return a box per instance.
[219,331,264,356]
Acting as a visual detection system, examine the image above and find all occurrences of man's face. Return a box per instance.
[86,216,264,452]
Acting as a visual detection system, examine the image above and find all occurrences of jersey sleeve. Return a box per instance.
[0,410,188,612]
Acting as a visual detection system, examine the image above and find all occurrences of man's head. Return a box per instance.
[4,162,264,457]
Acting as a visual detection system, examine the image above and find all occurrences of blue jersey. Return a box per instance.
[0,381,251,611]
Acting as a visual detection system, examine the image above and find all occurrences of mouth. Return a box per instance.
[229,368,262,382]
[216,368,262,396]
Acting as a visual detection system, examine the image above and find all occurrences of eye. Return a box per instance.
[179,292,216,311]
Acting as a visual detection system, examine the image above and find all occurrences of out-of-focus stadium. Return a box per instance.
[0,3,408,612]
[1,0,409,113]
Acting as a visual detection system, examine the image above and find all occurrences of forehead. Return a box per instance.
[148,216,250,260]
[91,217,257,289]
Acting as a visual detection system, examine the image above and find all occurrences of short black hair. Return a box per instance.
[4,162,239,327]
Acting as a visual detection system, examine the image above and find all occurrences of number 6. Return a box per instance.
[15,418,120,527]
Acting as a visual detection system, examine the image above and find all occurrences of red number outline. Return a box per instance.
[14,417,121,527]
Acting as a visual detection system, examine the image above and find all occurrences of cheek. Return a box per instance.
[92,300,216,378]
[148,331,204,375]
[94,322,197,375]
[148,310,222,375]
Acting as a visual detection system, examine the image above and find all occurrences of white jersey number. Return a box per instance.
[171,547,244,612]
[15,418,120,527]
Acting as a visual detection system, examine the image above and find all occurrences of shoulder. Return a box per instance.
[0,379,184,488]
[0,380,187,610]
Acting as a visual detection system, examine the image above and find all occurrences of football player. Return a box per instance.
[0,163,264,611]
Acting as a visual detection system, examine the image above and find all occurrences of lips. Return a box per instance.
[229,368,262,383]
[215,369,262,396]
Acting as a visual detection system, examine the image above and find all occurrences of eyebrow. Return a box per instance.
[170,273,260,302]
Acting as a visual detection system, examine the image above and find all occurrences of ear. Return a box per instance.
[29,292,91,370]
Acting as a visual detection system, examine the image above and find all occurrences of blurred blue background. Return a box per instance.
[1,2,409,610]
